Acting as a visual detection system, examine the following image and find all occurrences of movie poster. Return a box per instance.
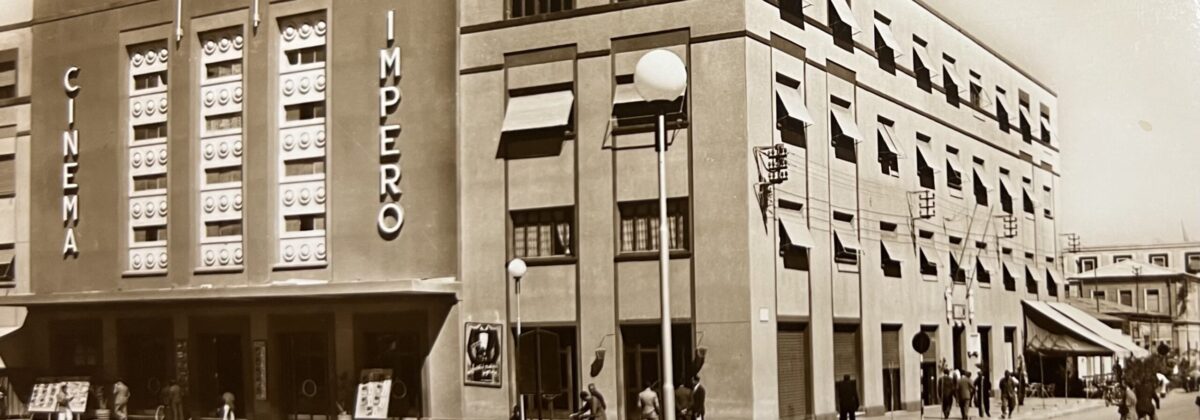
[464,322,501,387]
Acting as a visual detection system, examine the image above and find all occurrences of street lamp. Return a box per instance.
[634,48,687,420]
[507,258,528,420]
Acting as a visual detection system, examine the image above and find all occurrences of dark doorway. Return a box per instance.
[118,318,173,412]
[196,334,245,416]
[881,325,902,412]
[978,327,992,375]
[952,325,965,371]
[278,332,331,420]
[515,327,577,419]
[920,325,940,405]
[777,323,811,420]
[621,324,693,420]
[356,312,429,419]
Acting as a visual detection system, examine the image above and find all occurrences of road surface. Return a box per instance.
[1053,391,1197,420]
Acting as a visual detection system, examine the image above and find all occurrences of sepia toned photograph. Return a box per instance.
[0,0,1196,419]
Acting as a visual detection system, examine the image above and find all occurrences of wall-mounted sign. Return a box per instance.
[62,67,81,256]
[376,10,404,238]
[464,322,502,387]
[252,340,267,400]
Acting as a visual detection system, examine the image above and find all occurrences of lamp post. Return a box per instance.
[634,49,688,420]
[507,258,528,420]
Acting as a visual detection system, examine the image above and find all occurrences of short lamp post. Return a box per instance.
[634,49,688,420]
[507,258,528,420]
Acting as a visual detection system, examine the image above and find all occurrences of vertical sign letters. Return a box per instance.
[63,67,81,256]
[377,10,404,237]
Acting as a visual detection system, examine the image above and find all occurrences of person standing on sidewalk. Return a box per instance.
[939,369,956,419]
[974,371,991,418]
[1119,382,1137,420]
[957,371,975,420]
[835,374,860,420]
[998,371,1016,419]
[1135,380,1156,420]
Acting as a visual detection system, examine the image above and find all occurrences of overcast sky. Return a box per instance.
[926,0,1200,247]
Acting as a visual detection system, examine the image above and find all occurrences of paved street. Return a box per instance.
[1051,391,1199,420]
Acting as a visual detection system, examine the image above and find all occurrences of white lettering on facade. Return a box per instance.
[376,10,404,236]
[62,67,81,255]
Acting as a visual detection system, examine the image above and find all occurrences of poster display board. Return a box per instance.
[28,379,90,413]
[353,369,393,420]
[252,340,267,400]
[464,322,501,387]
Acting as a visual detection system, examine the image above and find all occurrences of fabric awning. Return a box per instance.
[1048,302,1150,358]
[1018,105,1033,126]
[974,169,994,191]
[778,210,815,249]
[977,256,996,275]
[830,108,864,142]
[919,245,940,267]
[1026,266,1042,282]
[1023,184,1040,206]
[943,61,965,91]
[613,83,642,105]
[998,176,1015,196]
[874,20,900,52]
[1024,300,1127,356]
[1040,114,1053,136]
[877,125,901,156]
[1003,261,1021,278]
[776,82,814,126]
[882,241,906,263]
[833,224,862,254]
[915,142,941,172]
[912,45,939,77]
[502,90,575,133]
[828,0,862,34]
[945,156,964,176]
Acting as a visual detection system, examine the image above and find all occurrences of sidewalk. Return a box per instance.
[863,397,1106,420]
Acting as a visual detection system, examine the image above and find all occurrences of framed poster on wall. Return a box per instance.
[464,322,501,387]
[252,340,267,400]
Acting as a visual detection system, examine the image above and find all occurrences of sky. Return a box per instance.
[926,0,1200,247]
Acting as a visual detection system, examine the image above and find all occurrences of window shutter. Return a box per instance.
[832,325,860,383]
[881,328,901,369]
[778,324,810,419]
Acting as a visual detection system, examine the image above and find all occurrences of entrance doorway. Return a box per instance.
[621,324,692,420]
[355,312,428,419]
[920,325,939,405]
[196,334,246,416]
[278,333,331,420]
[881,325,902,412]
[118,318,173,412]
[952,325,965,371]
[515,327,577,420]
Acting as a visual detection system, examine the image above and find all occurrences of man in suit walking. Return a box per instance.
[674,379,694,420]
[691,376,706,420]
[835,375,860,420]
[974,370,991,418]
[939,369,956,419]
[957,371,975,420]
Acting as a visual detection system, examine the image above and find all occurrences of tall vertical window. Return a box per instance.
[775,73,811,148]
[126,40,170,274]
[1146,289,1162,312]
[945,152,963,192]
[832,212,861,265]
[1003,265,1016,291]
[1039,108,1052,144]
[1018,95,1033,143]
[942,55,962,107]
[511,207,574,258]
[277,12,329,267]
[0,154,13,197]
[881,242,902,278]
[913,38,933,92]
[996,88,1011,133]
[0,49,16,99]
[830,99,862,163]
[873,16,899,73]
[1025,268,1038,294]
[510,0,574,18]
[198,26,246,271]
[827,0,859,50]
[916,137,935,190]
[949,253,965,284]
[877,120,900,176]
[619,198,688,253]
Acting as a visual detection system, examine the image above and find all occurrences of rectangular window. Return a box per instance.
[619,198,688,253]
[1149,254,1168,267]
[1040,111,1052,144]
[284,158,326,177]
[1003,265,1016,291]
[946,158,963,191]
[205,220,243,237]
[0,51,15,99]
[1120,290,1133,306]
[285,46,326,66]
[973,170,990,206]
[1000,182,1013,214]
[1023,190,1035,214]
[1079,257,1098,273]
[913,40,932,92]
[133,71,166,91]
[917,143,935,189]
[132,174,168,191]
[942,56,960,107]
[0,155,12,196]
[1091,290,1106,300]
[205,113,242,132]
[996,88,1010,132]
[285,102,326,121]
[1019,100,1033,143]
[1186,253,1200,274]
[969,83,983,108]
[877,123,899,176]
[510,0,574,18]
[1025,269,1037,294]
[1046,269,1058,297]
[832,212,859,265]
[206,59,243,79]
[949,253,965,284]
[133,123,168,141]
[284,214,326,232]
[919,248,938,276]
[133,225,168,242]
[881,242,902,278]
[976,259,991,284]
[511,207,574,258]
[205,167,243,184]
[830,102,860,163]
[873,17,898,73]
[1146,289,1162,312]
[1114,255,1132,263]
[827,0,857,49]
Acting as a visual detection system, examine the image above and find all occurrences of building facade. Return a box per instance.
[458,0,1061,418]
[1068,260,1200,357]
[0,0,1070,419]
[1066,241,1200,277]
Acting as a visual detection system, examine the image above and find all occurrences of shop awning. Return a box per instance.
[0,278,461,306]
[828,0,862,34]
[874,21,900,52]
[877,125,901,157]
[776,82,814,126]
[1049,301,1149,358]
[501,90,575,133]
[778,210,815,249]
[830,108,864,142]
[881,241,906,263]
[1024,300,1126,357]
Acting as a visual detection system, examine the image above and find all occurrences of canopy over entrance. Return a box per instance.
[1023,300,1131,357]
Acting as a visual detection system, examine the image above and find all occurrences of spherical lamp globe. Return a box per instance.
[507,258,527,280]
[633,49,688,103]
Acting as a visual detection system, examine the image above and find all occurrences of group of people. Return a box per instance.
[1115,378,1168,420]
[934,368,1023,420]
[634,376,706,420]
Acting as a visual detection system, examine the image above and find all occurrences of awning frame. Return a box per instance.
[776,82,814,127]
[873,20,902,56]
[778,210,815,249]
[830,107,864,143]
[502,90,576,133]
[828,0,862,34]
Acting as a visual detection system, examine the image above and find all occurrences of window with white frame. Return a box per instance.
[126,40,170,274]
[619,198,688,253]
[277,11,328,267]
[1078,257,1098,273]
[1149,254,1168,267]
[1146,289,1162,312]
[511,207,574,258]
[1186,253,1200,274]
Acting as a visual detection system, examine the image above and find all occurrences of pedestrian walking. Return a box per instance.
[112,380,130,420]
[675,380,693,420]
[1135,381,1156,420]
[939,369,956,419]
[569,391,593,420]
[1119,382,1137,420]
[587,384,607,420]
[637,382,660,420]
[974,371,991,418]
[835,374,860,420]
[957,371,975,420]
[691,376,706,420]
[998,371,1016,419]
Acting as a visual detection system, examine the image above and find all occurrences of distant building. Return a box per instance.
[1066,241,1200,277]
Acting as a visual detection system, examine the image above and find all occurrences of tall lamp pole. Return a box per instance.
[508,258,528,420]
[634,49,688,420]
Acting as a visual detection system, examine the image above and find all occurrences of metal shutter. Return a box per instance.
[881,328,901,369]
[833,325,860,382]
[778,324,810,420]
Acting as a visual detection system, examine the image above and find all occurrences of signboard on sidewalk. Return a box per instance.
[354,369,393,419]
[28,378,89,413]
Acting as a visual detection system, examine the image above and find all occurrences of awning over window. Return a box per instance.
[1025,267,1042,282]
[998,176,1015,196]
[882,241,906,263]
[919,245,940,267]
[874,20,900,52]
[1046,268,1060,284]
[502,90,575,133]
[995,90,1014,122]
[830,108,864,142]
[974,169,994,191]
[945,156,964,175]
[1003,261,1021,277]
[833,224,862,254]
[1023,185,1041,206]
[1050,302,1150,358]
[778,210,815,249]
[943,61,965,92]
[1018,105,1033,125]
[977,256,996,275]
[776,82,814,126]
[915,142,940,172]
[1024,300,1127,357]
[877,125,901,157]
[912,45,939,78]
[613,83,642,105]
[828,0,862,34]
[1040,114,1053,135]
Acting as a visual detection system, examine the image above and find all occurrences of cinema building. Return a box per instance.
[0,0,1083,419]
